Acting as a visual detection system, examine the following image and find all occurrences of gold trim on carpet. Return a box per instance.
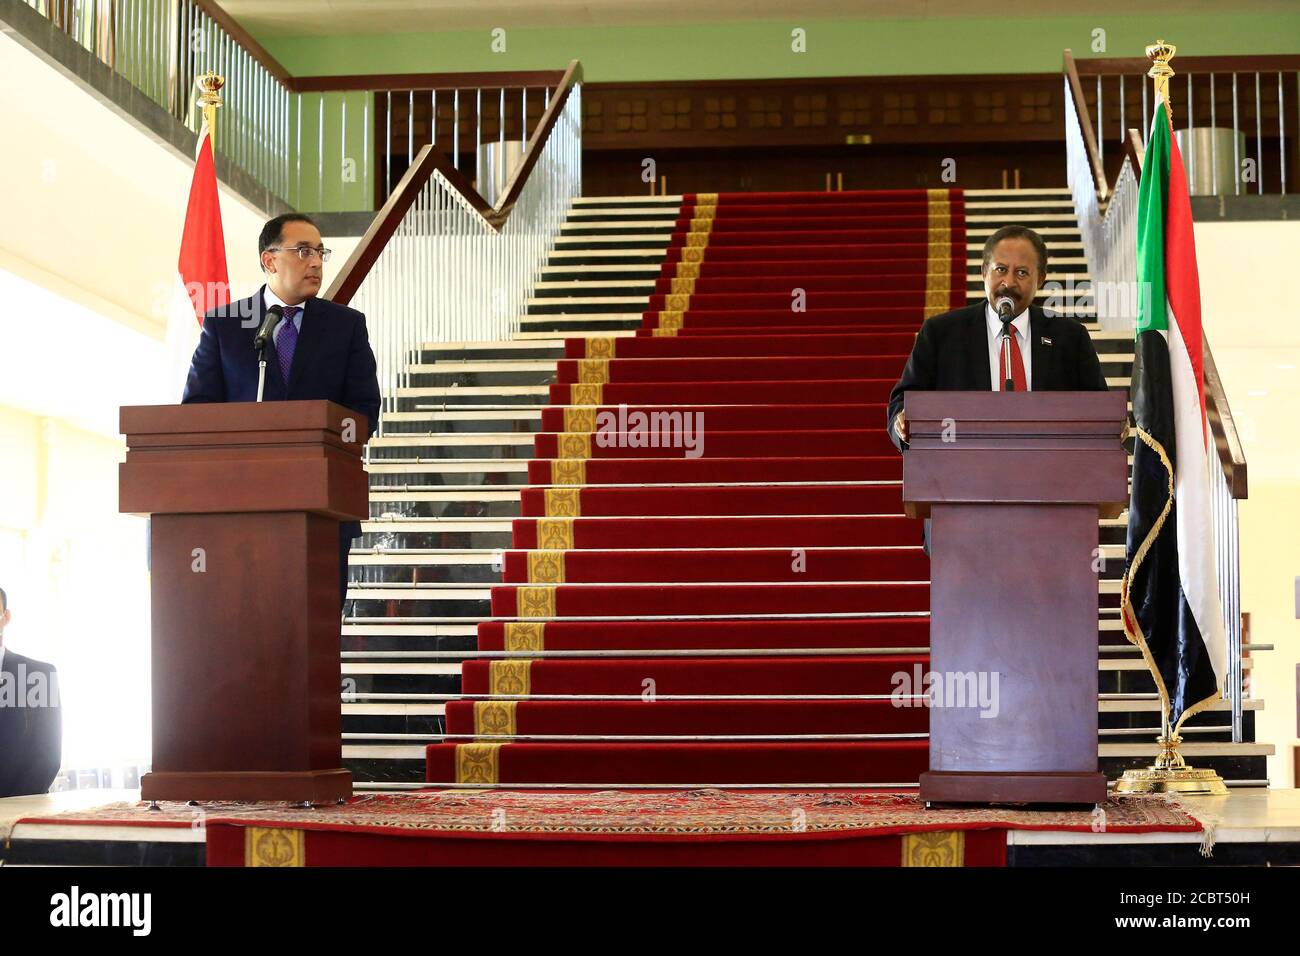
[578,359,609,384]
[927,191,953,274]
[564,406,597,433]
[544,488,582,518]
[557,432,592,459]
[695,192,719,204]
[674,261,701,279]
[925,270,952,293]
[652,326,680,337]
[671,277,697,295]
[665,293,691,311]
[585,337,617,360]
[925,289,951,311]
[537,517,576,550]
[551,459,586,485]
[901,830,965,866]
[245,826,305,867]
[488,660,533,696]
[691,202,718,219]
[474,700,518,737]
[455,743,503,784]
[681,246,706,263]
[657,310,685,334]
[685,231,710,249]
[516,586,557,619]
[503,622,546,652]
[570,383,603,406]
[527,550,566,584]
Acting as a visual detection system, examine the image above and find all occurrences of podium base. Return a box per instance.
[141,769,353,804]
[920,770,1107,806]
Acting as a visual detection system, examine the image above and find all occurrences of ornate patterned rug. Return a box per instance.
[18,787,1199,837]
[16,789,1200,867]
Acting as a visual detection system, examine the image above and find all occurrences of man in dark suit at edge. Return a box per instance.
[0,586,62,798]
[182,214,381,611]
[886,224,1110,553]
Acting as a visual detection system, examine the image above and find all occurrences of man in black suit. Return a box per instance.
[886,224,1110,552]
[182,214,381,611]
[0,587,62,798]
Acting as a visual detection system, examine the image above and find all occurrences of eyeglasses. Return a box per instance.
[268,245,332,262]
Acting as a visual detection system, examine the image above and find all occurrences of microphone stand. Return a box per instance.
[256,340,271,402]
[1000,316,1015,391]
[254,306,284,403]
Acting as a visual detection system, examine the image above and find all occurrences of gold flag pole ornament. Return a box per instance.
[1114,39,1227,797]
[197,70,225,152]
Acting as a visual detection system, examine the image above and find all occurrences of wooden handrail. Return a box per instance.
[1203,334,1249,498]
[325,60,583,306]
[195,1,294,86]
[1063,49,1109,204]
[1073,53,1300,75]
[199,4,568,94]
[1097,88,1249,500]
[1122,127,1145,180]
[291,70,568,93]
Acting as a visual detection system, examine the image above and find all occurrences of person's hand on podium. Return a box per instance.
[893,410,909,444]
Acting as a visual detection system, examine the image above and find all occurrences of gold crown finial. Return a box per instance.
[196,70,225,110]
[1145,39,1177,125]
[1145,39,1176,82]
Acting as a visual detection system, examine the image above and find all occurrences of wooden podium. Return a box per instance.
[903,391,1128,805]
[119,401,369,803]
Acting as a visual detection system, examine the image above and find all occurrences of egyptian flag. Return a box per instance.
[1120,95,1227,734]
[164,118,229,397]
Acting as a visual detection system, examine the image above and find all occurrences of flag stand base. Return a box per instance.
[1113,733,1229,795]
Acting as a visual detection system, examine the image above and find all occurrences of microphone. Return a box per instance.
[995,296,1016,391]
[253,304,284,352]
[254,304,284,403]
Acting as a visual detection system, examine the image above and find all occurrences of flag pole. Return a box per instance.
[1113,40,1227,796]
[197,70,225,153]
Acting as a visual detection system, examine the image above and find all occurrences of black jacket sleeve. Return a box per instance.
[1072,319,1110,391]
[181,317,225,405]
[25,664,62,795]
[886,320,939,453]
[343,313,381,441]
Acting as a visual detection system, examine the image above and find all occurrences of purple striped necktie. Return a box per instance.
[276,305,301,386]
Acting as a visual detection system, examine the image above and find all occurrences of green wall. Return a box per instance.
[269,13,1300,210]
[259,14,1300,82]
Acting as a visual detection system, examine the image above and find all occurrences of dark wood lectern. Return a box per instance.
[119,401,369,803]
[903,391,1128,805]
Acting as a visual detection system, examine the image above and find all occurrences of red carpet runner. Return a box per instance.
[426,188,968,787]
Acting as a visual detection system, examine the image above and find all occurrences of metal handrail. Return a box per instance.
[327,60,583,305]
[321,61,584,440]
[1064,48,1249,743]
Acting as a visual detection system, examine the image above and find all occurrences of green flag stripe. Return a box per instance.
[1136,99,1170,335]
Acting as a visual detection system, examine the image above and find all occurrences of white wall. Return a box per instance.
[1195,220,1300,788]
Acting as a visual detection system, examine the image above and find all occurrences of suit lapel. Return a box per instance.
[967,305,991,390]
[286,297,322,395]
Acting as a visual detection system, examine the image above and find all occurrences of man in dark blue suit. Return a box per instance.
[0,587,62,798]
[182,213,380,612]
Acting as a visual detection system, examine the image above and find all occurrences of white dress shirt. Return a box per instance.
[263,286,306,352]
[984,302,1033,391]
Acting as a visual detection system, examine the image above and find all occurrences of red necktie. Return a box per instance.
[998,330,1028,391]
